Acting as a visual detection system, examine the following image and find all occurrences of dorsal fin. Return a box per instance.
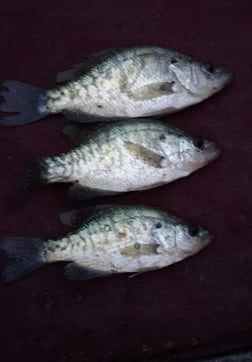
[56,48,120,83]
[62,122,108,145]
[60,205,114,227]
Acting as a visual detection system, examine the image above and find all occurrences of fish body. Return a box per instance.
[34,119,220,199]
[0,205,212,282]
[0,46,232,126]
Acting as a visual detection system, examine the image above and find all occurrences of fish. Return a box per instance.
[0,204,212,282]
[0,46,232,126]
[26,119,221,200]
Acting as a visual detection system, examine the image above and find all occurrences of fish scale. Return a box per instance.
[43,205,211,273]
[0,46,231,126]
[0,205,212,282]
[35,119,220,198]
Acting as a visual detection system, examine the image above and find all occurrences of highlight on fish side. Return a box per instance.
[0,205,212,283]
[0,46,232,126]
[23,119,221,200]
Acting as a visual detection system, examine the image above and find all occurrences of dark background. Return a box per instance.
[0,1,251,361]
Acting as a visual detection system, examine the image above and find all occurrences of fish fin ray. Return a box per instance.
[56,49,120,83]
[62,122,108,145]
[64,263,111,280]
[17,157,46,207]
[62,109,119,123]
[68,183,121,200]
[0,81,47,126]
[128,264,160,278]
[128,271,145,278]
[56,62,93,83]
[0,237,44,283]
[60,205,114,226]
[127,82,175,101]
[124,141,165,168]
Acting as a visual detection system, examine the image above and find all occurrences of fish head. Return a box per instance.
[174,134,221,172]
[174,222,212,254]
[151,215,212,256]
[159,127,221,173]
[169,55,232,99]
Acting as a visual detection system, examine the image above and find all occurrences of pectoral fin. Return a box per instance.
[64,263,111,280]
[124,141,165,168]
[128,82,175,101]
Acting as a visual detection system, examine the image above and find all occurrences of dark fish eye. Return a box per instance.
[193,137,204,150]
[171,58,178,64]
[188,225,200,237]
[155,222,162,229]
[159,134,166,141]
[204,63,215,73]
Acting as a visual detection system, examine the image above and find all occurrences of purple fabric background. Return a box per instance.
[0,1,251,361]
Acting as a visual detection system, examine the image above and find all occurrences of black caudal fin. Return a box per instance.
[24,157,46,194]
[13,157,47,208]
[0,81,47,126]
[0,237,45,282]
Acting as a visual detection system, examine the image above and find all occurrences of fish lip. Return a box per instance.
[214,67,233,90]
[201,230,213,246]
[201,144,222,166]
[210,145,222,162]
[223,71,233,86]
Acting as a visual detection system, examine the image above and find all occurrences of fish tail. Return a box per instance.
[0,237,45,282]
[0,80,48,126]
[25,156,49,194]
[13,157,48,207]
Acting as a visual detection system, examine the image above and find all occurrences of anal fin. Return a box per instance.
[64,262,111,280]
[63,109,121,123]
[68,183,121,200]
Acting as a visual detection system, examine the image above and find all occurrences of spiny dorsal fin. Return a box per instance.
[56,48,120,83]
[60,205,114,227]
[62,122,108,145]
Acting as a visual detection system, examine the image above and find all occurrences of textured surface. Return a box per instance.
[0,1,251,361]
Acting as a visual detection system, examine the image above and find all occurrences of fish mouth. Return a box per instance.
[212,66,233,92]
[208,144,222,162]
[203,139,222,163]
[197,142,221,168]
[201,231,213,247]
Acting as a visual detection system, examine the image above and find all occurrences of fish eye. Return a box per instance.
[155,222,162,229]
[159,134,166,141]
[171,58,178,64]
[188,225,200,237]
[204,63,215,73]
[193,137,204,150]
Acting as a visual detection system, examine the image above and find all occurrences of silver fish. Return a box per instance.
[0,205,212,282]
[0,46,232,126]
[29,119,221,200]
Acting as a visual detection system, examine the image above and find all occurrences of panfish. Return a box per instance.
[28,119,221,200]
[0,46,232,126]
[0,205,212,282]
